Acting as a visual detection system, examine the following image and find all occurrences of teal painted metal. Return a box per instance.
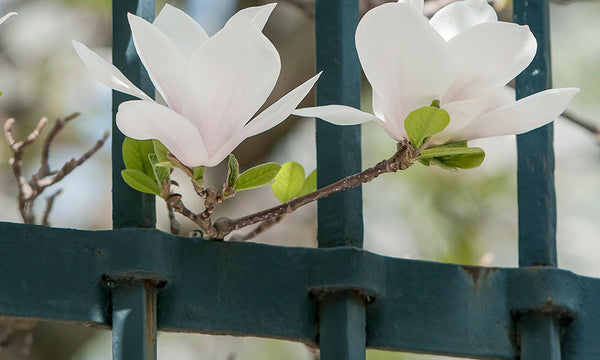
[314,2,366,358]
[109,279,159,360]
[514,0,556,267]
[318,291,367,360]
[514,0,562,357]
[315,0,363,249]
[3,222,600,359]
[112,0,156,229]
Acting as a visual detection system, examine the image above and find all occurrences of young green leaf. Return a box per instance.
[122,137,155,178]
[192,166,205,182]
[404,106,450,148]
[419,146,483,159]
[148,153,169,184]
[272,161,305,203]
[226,154,239,189]
[436,148,485,169]
[152,139,172,164]
[234,162,281,191]
[121,169,161,196]
[298,169,317,197]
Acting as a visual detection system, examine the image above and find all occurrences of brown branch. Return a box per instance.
[229,215,286,242]
[212,140,418,239]
[166,201,180,235]
[42,189,62,226]
[3,114,109,225]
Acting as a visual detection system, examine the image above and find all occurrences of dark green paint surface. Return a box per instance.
[111,0,156,229]
[3,222,600,359]
[315,0,363,249]
[514,0,556,267]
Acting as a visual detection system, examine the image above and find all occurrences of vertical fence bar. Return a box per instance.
[112,0,156,229]
[315,0,363,249]
[514,0,556,268]
[315,1,366,359]
[513,0,562,358]
[110,280,158,360]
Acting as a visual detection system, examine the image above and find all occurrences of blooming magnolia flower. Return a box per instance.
[294,0,578,146]
[73,3,320,167]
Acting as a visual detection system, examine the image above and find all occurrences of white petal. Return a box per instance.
[371,90,409,140]
[444,21,536,102]
[225,3,277,31]
[0,12,17,26]
[432,98,488,143]
[116,100,209,167]
[356,3,454,125]
[154,3,208,58]
[293,105,378,126]
[180,15,280,155]
[128,13,186,112]
[457,88,579,140]
[72,40,153,101]
[429,0,497,41]
[242,73,321,138]
[398,0,424,14]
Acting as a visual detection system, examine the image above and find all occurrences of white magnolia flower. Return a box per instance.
[73,3,320,167]
[0,12,17,26]
[294,0,578,146]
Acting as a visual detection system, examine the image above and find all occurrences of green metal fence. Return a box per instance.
[0,0,594,359]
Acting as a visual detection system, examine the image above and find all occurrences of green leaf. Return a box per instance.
[404,106,450,148]
[298,169,317,197]
[235,162,281,191]
[152,139,172,164]
[430,99,440,108]
[121,169,161,196]
[192,166,205,182]
[420,145,485,170]
[272,161,306,203]
[419,146,483,159]
[122,137,155,178]
[226,154,239,189]
[153,161,174,168]
[437,148,485,169]
[148,153,169,184]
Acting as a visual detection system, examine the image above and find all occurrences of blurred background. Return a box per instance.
[0,0,597,359]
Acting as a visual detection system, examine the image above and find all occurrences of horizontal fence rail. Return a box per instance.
[1,222,599,359]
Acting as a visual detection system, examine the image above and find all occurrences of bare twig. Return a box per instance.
[561,110,600,142]
[229,215,286,242]
[41,189,63,227]
[166,201,180,235]
[3,113,109,225]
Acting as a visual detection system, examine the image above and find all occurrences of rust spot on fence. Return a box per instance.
[461,266,498,288]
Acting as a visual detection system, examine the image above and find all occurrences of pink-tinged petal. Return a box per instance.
[72,40,153,101]
[397,0,424,15]
[180,15,280,155]
[153,3,208,58]
[433,98,488,143]
[116,100,209,167]
[371,90,409,140]
[429,0,497,41]
[128,13,186,112]
[225,3,277,31]
[356,2,454,123]
[242,73,321,138]
[457,88,579,141]
[444,21,536,102]
[293,105,378,126]
[0,12,17,26]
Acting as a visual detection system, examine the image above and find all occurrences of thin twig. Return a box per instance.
[3,114,109,225]
[229,215,286,242]
[166,201,180,235]
[212,140,419,239]
[561,110,600,142]
[41,189,63,226]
